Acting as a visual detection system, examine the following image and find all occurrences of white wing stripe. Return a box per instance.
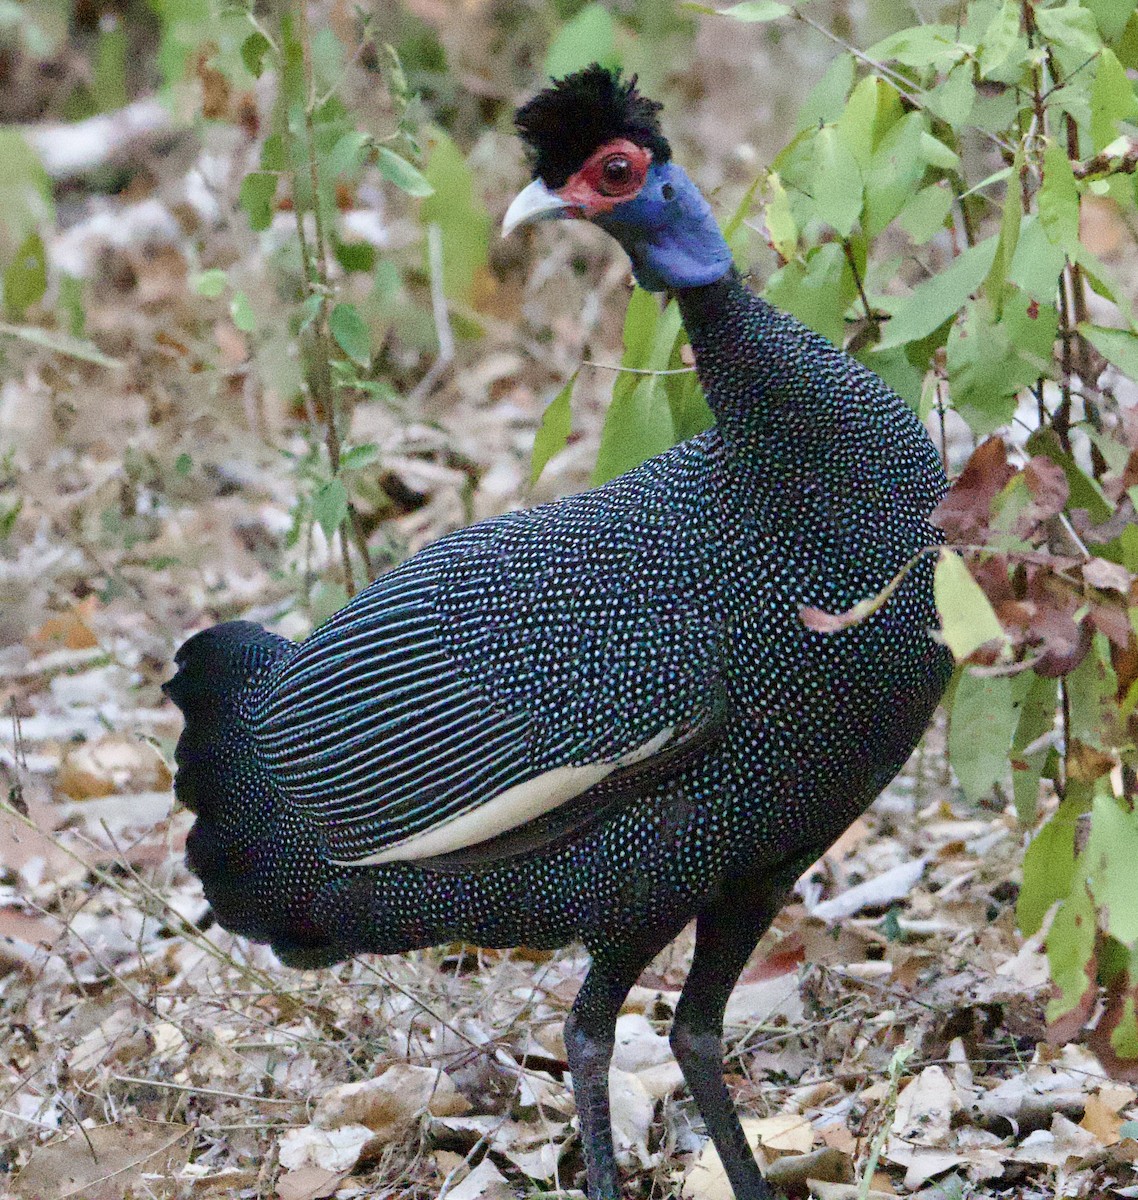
[267,697,505,797]
[259,676,472,760]
[300,719,525,808]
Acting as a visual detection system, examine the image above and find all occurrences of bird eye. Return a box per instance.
[599,154,634,195]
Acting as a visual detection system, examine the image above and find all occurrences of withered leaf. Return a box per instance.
[1083,557,1134,594]
[930,437,1015,541]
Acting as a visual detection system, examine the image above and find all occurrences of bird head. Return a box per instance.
[164,620,289,716]
[504,65,732,293]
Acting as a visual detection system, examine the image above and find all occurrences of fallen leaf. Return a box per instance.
[1081,1091,1127,1145]
[14,1119,190,1200]
[275,1165,346,1200]
[312,1062,466,1142]
[277,1124,377,1174]
[807,858,928,922]
[56,734,172,800]
[1010,1113,1102,1166]
[447,1158,514,1200]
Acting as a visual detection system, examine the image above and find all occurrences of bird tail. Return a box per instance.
[165,621,377,967]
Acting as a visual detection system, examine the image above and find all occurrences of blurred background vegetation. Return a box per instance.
[4,1,1138,1190]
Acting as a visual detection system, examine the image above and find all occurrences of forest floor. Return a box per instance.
[2,14,1138,1200]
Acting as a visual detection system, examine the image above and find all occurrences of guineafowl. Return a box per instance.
[166,66,951,1200]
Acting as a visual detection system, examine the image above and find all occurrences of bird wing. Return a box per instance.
[248,458,726,867]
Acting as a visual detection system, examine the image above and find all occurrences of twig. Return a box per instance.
[292,1,365,595]
[1072,136,1138,179]
[112,1076,302,1106]
[582,360,695,376]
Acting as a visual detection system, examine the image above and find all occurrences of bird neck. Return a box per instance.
[595,162,733,292]
[674,270,904,462]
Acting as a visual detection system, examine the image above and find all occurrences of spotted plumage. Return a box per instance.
[167,67,951,1200]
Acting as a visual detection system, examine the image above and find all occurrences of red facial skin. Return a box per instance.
[557,138,652,218]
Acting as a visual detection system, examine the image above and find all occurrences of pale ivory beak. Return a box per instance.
[502,178,575,237]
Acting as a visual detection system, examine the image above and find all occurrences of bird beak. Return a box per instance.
[502,179,575,237]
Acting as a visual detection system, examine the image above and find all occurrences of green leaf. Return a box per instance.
[1008,215,1068,302]
[619,286,660,365]
[986,143,1023,315]
[545,3,618,79]
[593,289,679,485]
[260,132,287,172]
[1073,242,1135,326]
[764,242,853,346]
[1087,793,1138,943]
[339,442,380,471]
[313,478,349,540]
[875,235,997,350]
[763,171,798,260]
[229,291,255,333]
[918,131,959,172]
[714,1,790,20]
[58,272,85,338]
[796,52,855,130]
[329,302,370,366]
[531,373,576,485]
[1018,803,1080,935]
[310,579,350,628]
[422,130,491,305]
[297,292,323,334]
[947,290,1055,435]
[377,147,433,198]
[811,125,863,237]
[192,268,228,298]
[1011,671,1058,824]
[897,183,954,245]
[867,24,966,70]
[1080,323,1138,378]
[949,667,1018,801]
[862,113,926,238]
[1067,634,1119,750]
[934,551,1004,661]
[3,231,46,315]
[1039,141,1080,253]
[93,22,127,112]
[239,171,278,231]
[835,76,901,171]
[1035,3,1102,56]
[0,131,52,250]
[593,374,675,486]
[241,30,272,78]
[925,62,975,125]
[0,321,121,368]
[1091,49,1138,153]
[1085,0,1135,43]
[1046,881,1097,1022]
[979,0,1022,77]
[328,130,371,179]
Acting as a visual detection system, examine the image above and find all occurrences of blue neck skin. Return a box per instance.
[594,161,733,293]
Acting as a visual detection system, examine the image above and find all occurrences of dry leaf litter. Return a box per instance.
[2,14,1138,1200]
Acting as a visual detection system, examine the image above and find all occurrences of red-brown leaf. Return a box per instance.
[930,437,1015,541]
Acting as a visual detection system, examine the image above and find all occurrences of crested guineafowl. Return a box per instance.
[166,67,952,1200]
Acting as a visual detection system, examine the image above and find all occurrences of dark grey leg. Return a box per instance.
[566,921,688,1198]
[670,875,787,1200]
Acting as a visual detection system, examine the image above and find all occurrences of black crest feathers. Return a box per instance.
[514,64,671,189]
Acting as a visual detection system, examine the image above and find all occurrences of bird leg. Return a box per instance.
[670,874,793,1200]
[566,923,687,1198]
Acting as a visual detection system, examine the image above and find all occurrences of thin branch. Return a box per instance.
[582,361,695,376]
[1072,136,1138,179]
